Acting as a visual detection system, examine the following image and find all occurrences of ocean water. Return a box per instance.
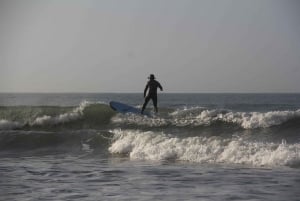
[0,93,300,201]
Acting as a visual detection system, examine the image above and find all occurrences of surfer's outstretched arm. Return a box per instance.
[159,83,163,91]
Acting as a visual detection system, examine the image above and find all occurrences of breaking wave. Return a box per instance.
[0,102,300,130]
[112,107,300,129]
[31,101,89,126]
[0,119,22,130]
[109,129,300,167]
[171,108,300,129]
[0,101,115,130]
[0,101,300,130]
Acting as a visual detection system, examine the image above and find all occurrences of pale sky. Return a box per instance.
[0,0,300,93]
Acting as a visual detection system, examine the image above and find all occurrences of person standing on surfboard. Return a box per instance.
[141,74,163,114]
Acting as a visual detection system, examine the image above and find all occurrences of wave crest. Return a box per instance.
[0,119,22,130]
[32,101,89,126]
[112,108,300,129]
[0,101,115,130]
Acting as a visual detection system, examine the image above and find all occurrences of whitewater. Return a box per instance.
[0,93,300,200]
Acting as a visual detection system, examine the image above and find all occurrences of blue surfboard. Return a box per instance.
[109,101,150,116]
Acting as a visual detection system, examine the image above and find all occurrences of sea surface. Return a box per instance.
[0,93,300,201]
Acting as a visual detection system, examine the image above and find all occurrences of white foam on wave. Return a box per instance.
[170,106,207,117]
[112,108,300,129]
[218,110,300,129]
[110,107,219,128]
[109,129,300,167]
[111,113,169,127]
[32,101,91,126]
[0,119,22,130]
[171,108,223,127]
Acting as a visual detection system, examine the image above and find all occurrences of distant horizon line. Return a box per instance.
[0,91,299,94]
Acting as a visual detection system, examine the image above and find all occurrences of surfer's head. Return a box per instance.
[148,74,155,80]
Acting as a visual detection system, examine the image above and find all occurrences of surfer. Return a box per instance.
[141,74,163,114]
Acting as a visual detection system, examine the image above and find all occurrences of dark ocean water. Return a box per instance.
[0,93,300,200]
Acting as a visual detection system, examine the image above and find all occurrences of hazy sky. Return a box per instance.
[1,0,300,93]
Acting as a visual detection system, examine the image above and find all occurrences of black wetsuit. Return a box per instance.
[142,79,163,113]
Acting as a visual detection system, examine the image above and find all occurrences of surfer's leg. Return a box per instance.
[141,96,150,114]
[152,95,158,113]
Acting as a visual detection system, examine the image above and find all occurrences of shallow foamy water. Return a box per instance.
[1,154,299,201]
